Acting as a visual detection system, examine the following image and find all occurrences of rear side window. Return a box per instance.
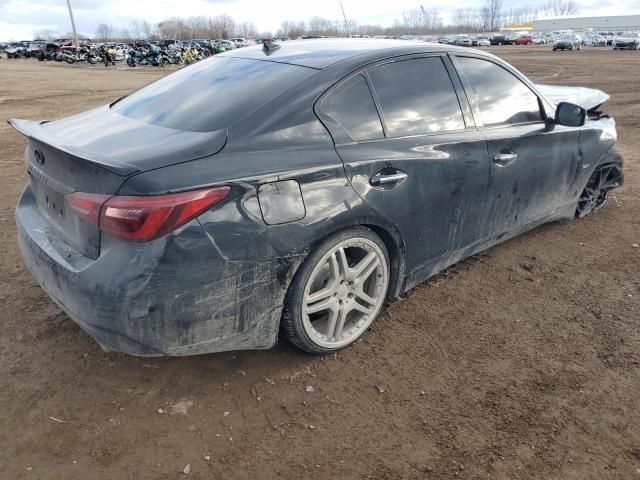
[112,57,314,132]
[455,57,542,127]
[318,74,383,142]
[367,57,465,137]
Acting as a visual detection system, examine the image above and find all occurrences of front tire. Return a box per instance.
[576,164,622,217]
[282,227,390,354]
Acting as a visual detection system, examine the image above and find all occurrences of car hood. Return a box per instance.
[9,105,227,175]
[535,84,609,112]
[615,37,637,42]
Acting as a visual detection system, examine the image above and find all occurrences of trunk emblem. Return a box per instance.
[34,150,45,166]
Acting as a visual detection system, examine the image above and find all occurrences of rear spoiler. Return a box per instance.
[8,119,140,176]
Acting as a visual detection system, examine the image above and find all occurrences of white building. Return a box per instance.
[534,15,640,32]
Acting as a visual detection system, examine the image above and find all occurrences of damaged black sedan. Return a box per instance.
[11,39,623,356]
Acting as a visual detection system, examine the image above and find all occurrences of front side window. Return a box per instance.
[318,74,384,142]
[367,57,466,137]
[455,56,542,127]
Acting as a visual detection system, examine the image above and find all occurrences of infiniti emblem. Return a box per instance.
[34,150,45,166]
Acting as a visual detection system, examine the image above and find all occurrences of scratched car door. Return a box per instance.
[452,55,581,234]
[317,55,493,280]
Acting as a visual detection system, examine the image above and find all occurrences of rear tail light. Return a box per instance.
[66,187,230,242]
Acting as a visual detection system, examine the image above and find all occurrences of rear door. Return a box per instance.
[316,55,492,276]
[451,55,581,234]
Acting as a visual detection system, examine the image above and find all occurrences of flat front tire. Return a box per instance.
[576,164,622,217]
[282,227,390,354]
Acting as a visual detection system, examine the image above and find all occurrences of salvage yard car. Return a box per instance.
[613,32,640,50]
[553,35,582,51]
[10,39,623,356]
[513,35,534,45]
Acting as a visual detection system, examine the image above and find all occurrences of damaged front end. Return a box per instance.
[535,83,611,119]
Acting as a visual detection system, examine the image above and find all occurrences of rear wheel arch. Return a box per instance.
[361,223,405,298]
[280,225,394,353]
[293,221,406,301]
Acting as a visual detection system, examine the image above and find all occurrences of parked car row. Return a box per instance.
[1,37,256,63]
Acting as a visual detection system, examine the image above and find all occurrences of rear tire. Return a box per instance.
[281,227,390,354]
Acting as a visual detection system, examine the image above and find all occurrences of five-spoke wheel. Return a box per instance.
[282,227,389,354]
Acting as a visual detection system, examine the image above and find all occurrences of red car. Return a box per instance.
[513,35,534,45]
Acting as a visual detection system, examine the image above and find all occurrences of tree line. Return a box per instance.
[33,0,580,42]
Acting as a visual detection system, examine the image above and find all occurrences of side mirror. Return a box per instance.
[555,102,586,127]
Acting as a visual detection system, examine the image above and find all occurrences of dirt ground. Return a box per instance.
[0,46,638,480]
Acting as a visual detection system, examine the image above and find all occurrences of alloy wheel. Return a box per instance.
[301,238,388,349]
[577,164,621,217]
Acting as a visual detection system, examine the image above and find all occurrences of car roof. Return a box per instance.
[220,38,460,69]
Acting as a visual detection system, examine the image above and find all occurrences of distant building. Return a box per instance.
[503,22,534,32]
[534,14,640,32]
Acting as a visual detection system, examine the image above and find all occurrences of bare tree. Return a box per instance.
[236,21,257,39]
[505,6,538,26]
[541,0,579,16]
[141,20,155,40]
[156,18,187,39]
[95,24,114,42]
[128,20,143,40]
[359,24,385,36]
[453,8,482,33]
[308,16,338,36]
[424,8,444,31]
[116,27,132,42]
[402,8,424,32]
[34,29,58,40]
[484,0,504,32]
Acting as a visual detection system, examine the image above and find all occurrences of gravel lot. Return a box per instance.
[0,46,638,480]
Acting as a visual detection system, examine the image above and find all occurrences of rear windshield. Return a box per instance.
[112,57,314,132]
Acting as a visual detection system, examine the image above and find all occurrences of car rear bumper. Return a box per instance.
[16,184,291,356]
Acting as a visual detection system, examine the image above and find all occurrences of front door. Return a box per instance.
[452,55,581,234]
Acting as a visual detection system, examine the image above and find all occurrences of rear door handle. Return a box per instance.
[370,171,408,187]
[493,152,518,167]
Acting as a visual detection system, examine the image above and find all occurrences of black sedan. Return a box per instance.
[553,35,582,51]
[11,39,623,356]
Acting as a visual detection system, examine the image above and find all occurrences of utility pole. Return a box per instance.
[340,2,350,37]
[65,0,80,47]
[420,5,427,30]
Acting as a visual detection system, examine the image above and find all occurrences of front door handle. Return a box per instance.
[370,170,408,187]
[493,152,518,167]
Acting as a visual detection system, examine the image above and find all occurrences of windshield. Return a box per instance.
[112,56,314,132]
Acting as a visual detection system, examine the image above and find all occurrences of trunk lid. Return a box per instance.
[9,108,227,259]
[18,138,124,259]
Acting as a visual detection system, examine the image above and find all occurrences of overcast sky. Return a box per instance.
[2,0,640,40]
